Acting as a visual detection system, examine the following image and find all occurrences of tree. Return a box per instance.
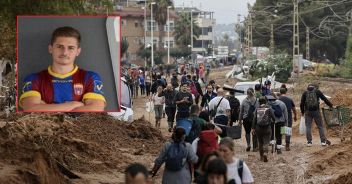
[169,48,191,63]
[174,12,201,48]
[221,34,230,46]
[346,35,352,65]
[250,0,352,63]
[148,0,173,50]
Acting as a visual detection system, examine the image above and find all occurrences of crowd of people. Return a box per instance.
[123,67,333,184]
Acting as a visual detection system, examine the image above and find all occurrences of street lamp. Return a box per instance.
[167,6,172,64]
[151,2,156,67]
[142,4,147,67]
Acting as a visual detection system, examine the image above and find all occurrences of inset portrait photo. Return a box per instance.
[17,16,121,112]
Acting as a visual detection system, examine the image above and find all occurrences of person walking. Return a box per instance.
[145,73,152,97]
[151,127,198,184]
[200,84,217,111]
[190,75,203,105]
[139,73,146,96]
[239,88,259,152]
[209,89,231,138]
[219,137,254,184]
[251,97,275,162]
[174,82,193,120]
[226,91,240,126]
[300,83,333,146]
[278,88,297,151]
[151,86,165,128]
[266,94,288,154]
[164,84,177,132]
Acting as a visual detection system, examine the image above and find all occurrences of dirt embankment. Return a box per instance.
[0,113,164,183]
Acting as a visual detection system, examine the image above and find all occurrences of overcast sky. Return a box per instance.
[174,0,257,25]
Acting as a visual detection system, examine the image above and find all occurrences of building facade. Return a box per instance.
[111,5,177,66]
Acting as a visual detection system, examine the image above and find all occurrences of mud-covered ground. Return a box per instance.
[0,67,351,184]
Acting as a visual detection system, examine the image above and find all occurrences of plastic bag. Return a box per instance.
[281,126,292,136]
[146,102,154,113]
[299,116,306,135]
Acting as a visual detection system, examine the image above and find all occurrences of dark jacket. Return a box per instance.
[164,89,177,107]
[200,92,217,108]
[300,86,333,114]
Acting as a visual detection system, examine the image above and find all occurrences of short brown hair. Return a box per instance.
[51,26,81,47]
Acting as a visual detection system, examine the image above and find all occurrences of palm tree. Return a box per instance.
[174,12,201,48]
[149,0,173,50]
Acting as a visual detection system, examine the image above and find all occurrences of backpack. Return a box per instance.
[228,96,240,115]
[190,82,199,97]
[246,99,257,121]
[197,130,219,160]
[185,119,201,143]
[211,97,224,117]
[272,104,283,118]
[305,89,319,110]
[165,142,188,171]
[227,160,244,184]
[256,107,271,127]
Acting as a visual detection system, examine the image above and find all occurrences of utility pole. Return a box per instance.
[248,12,253,56]
[270,24,274,55]
[237,14,241,51]
[293,0,300,73]
[245,12,253,57]
[306,27,310,60]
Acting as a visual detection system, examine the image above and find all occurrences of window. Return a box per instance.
[164,21,174,32]
[135,21,138,27]
[147,20,157,31]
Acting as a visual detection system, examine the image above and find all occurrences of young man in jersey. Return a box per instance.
[20,26,106,111]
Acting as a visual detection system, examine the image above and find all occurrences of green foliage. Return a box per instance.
[346,35,352,67]
[251,0,352,63]
[250,53,292,82]
[137,48,165,66]
[169,47,191,62]
[174,12,201,47]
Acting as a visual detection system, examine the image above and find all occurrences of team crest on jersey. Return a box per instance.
[73,83,84,95]
[94,80,103,93]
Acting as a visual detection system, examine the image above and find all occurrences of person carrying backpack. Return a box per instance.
[185,105,204,143]
[209,89,231,138]
[226,91,240,126]
[151,127,198,184]
[239,88,259,152]
[300,83,333,147]
[219,137,254,184]
[266,94,288,154]
[251,97,275,162]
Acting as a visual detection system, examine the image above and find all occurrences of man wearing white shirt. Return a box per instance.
[209,88,231,137]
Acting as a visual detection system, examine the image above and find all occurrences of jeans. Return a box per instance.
[243,117,258,148]
[305,110,326,143]
[140,85,145,95]
[165,106,176,128]
[271,122,284,149]
[256,125,271,156]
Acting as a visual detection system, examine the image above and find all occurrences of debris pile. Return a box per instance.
[0,113,164,183]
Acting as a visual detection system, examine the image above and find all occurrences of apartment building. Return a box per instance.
[111,5,177,65]
[175,7,216,55]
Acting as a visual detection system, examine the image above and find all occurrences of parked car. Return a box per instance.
[233,81,261,105]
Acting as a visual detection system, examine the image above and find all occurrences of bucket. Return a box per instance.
[176,119,192,136]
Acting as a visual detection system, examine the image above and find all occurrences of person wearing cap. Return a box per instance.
[262,80,272,96]
[151,127,198,184]
[174,82,194,120]
[266,94,288,154]
[300,83,333,147]
[239,88,259,152]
